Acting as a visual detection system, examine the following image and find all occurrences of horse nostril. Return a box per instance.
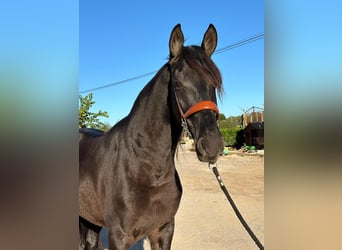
[196,137,213,162]
[195,136,222,163]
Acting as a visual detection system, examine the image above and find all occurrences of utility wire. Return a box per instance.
[79,32,264,94]
[215,33,264,54]
[79,70,158,94]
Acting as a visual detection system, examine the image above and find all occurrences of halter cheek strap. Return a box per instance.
[174,94,219,138]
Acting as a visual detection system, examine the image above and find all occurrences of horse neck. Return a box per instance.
[121,66,182,160]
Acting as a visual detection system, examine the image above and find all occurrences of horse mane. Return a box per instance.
[172,46,223,98]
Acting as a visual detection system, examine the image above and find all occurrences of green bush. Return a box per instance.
[220,127,244,147]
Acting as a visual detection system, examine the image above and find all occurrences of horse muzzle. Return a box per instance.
[195,134,224,164]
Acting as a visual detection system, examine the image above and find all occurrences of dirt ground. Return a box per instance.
[170,150,264,250]
[103,146,264,250]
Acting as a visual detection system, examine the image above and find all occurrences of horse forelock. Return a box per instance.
[181,46,223,98]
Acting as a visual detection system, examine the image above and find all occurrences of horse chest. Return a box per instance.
[114,160,182,219]
[136,181,181,216]
[122,180,182,233]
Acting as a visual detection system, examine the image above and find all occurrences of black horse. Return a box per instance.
[79,24,224,250]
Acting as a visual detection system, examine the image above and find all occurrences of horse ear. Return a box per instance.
[169,24,184,59]
[201,24,217,57]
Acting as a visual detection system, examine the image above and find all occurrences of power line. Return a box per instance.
[215,33,264,54]
[79,32,264,94]
[79,70,157,94]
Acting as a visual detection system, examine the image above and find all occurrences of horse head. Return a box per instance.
[168,24,224,164]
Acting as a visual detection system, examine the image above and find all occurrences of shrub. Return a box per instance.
[220,127,244,147]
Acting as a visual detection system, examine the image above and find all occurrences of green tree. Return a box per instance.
[220,127,243,147]
[218,114,244,147]
[79,93,109,129]
[218,113,226,120]
[218,115,242,128]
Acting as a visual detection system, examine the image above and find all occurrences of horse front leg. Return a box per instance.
[108,226,132,250]
[79,217,103,250]
[148,218,175,250]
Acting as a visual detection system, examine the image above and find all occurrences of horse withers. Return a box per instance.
[79,24,224,250]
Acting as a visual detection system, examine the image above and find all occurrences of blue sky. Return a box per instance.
[80,0,264,125]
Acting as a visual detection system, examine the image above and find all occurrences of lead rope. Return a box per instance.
[209,163,264,250]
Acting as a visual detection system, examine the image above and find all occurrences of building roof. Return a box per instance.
[245,121,264,130]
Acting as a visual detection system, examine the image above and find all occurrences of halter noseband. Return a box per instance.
[173,91,219,137]
[182,100,219,120]
[173,89,219,121]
